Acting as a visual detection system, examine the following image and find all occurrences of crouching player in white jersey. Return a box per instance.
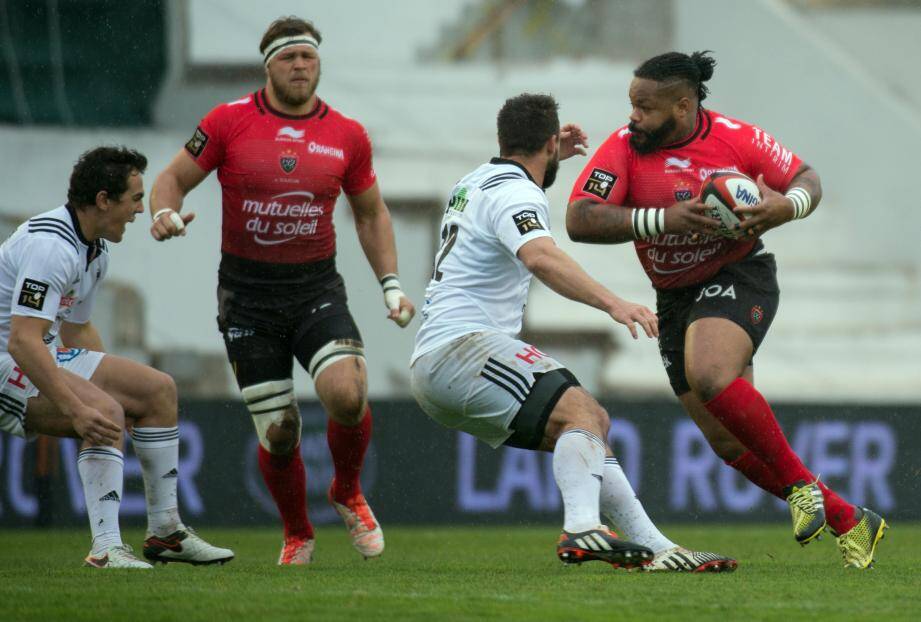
[410,94,736,572]
[0,147,233,568]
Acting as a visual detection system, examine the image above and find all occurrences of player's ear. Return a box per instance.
[675,96,692,119]
[546,133,559,156]
[94,190,110,211]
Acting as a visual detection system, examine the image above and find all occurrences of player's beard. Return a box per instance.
[542,151,560,190]
[271,66,321,108]
[629,116,677,154]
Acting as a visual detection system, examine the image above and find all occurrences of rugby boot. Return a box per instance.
[836,507,888,569]
[784,479,827,545]
[143,526,234,565]
[644,546,738,573]
[84,544,152,569]
[556,526,653,569]
[328,485,384,559]
[278,535,315,565]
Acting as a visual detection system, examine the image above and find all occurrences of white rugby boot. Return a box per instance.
[84,544,153,569]
[143,526,234,565]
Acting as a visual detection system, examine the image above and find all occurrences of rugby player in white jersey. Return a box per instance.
[0,146,232,568]
[410,94,736,572]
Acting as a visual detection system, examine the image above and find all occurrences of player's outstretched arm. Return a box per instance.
[567,198,720,244]
[8,316,120,444]
[517,237,658,339]
[733,165,823,237]
[346,182,416,327]
[149,150,206,241]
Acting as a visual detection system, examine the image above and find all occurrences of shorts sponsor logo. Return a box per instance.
[308,141,344,161]
[56,348,86,363]
[582,168,617,200]
[515,345,546,365]
[751,305,764,324]
[695,284,736,302]
[226,327,255,341]
[661,354,672,369]
[513,210,544,235]
[279,149,298,174]
[185,126,208,157]
[18,278,48,310]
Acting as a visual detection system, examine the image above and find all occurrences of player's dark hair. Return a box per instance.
[634,51,716,102]
[259,16,323,54]
[497,93,560,157]
[67,146,147,208]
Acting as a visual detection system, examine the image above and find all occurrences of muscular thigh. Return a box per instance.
[657,250,779,396]
[87,354,172,418]
[25,368,121,438]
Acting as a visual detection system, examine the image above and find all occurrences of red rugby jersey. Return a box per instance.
[186,89,377,264]
[568,109,802,289]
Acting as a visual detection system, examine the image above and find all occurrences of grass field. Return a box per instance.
[1,524,919,621]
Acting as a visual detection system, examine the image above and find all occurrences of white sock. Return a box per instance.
[600,457,676,552]
[77,446,124,555]
[131,427,181,536]
[553,429,605,533]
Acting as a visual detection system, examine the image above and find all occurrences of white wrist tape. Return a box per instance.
[632,208,665,239]
[380,273,404,310]
[785,187,812,219]
[152,208,185,232]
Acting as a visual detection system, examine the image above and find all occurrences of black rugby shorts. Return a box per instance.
[655,250,779,395]
[217,278,363,389]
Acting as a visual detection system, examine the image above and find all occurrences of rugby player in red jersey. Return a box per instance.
[566,51,886,568]
[148,16,415,565]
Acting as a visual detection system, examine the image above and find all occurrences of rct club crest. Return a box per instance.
[279,149,298,174]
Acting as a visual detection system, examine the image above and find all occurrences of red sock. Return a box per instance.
[327,407,372,503]
[705,378,813,488]
[818,480,859,534]
[257,444,313,540]
[726,451,785,499]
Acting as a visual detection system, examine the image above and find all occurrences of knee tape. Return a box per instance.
[308,339,365,379]
[241,379,298,450]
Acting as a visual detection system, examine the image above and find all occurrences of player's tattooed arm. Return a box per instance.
[566,198,636,244]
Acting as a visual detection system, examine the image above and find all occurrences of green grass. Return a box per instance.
[1,524,919,621]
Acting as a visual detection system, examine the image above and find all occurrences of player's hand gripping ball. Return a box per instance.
[699,171,761,239]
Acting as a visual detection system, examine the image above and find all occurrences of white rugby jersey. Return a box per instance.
[411,158,553,363]
[0,205,108,351]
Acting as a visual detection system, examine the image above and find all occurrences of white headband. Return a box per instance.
[263,34,319,66]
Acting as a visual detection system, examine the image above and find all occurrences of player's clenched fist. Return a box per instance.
[150,208,196,241]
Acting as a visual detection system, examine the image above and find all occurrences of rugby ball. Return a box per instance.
[699,171,760,239]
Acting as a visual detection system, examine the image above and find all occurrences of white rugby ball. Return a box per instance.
[699,172,760,239]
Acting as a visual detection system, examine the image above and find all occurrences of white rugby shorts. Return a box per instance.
[0,347,105,438]
[410,331,578,449]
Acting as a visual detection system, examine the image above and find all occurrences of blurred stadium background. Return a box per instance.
[0,0,919,531]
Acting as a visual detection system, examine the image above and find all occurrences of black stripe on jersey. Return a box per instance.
[480,369,526,403]
[253,90,265,115]
[30,218,79,245]
[27,225,79,252]
[486,358,531,391]
[0,404,24,424]
[319,104,329,119]
[480,173,524,191]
